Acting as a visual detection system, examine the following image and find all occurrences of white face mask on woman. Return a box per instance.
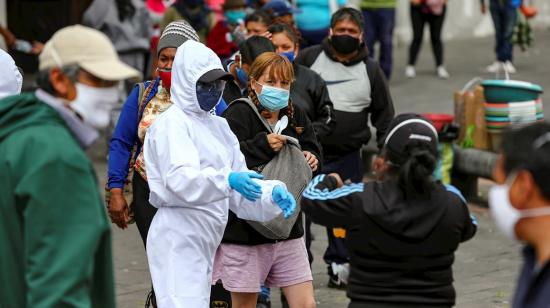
[489,172,550,240]
[71,82,120,129]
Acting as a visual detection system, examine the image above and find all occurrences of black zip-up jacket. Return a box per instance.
[221,99,322,245]
[302,175,477,307]
[291,63,336,140]
[295,39,394,161]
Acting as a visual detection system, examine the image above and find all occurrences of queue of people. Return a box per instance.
[1,2,549,308]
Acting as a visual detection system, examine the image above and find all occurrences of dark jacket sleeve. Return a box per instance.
[445,184,478,242]
[223,103,277,168]
[107,84,142,189]
[309,70,336,140]
[368,61,395,150]
[291,106,323,173]
[301,174,364,228]
[460,202,478,242]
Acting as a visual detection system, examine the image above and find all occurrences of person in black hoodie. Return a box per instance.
[213,52,321,308]
[295,7,395,288]
[302,113,477,308]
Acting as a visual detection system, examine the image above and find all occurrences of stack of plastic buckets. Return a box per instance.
[482,79,544,151]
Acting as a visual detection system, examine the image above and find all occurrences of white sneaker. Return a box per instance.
[437,66,450,79]
[331,262,350,285]
[486,61,504,73]
[505,61,517,74]
[405,65,416,78]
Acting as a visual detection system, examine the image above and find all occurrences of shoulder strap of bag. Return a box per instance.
[137,79,158,123]
[233,98,273,133]
[233,98,302,148]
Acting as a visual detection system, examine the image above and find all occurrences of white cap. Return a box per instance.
[0,49,23,98]
[39,25,141,81]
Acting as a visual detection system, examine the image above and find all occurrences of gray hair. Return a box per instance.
[35,64,80,94]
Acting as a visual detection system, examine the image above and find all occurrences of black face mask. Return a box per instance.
[330,35,360,55]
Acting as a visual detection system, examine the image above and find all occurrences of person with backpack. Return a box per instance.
[302,113,478,308]
[106,20,200,306]
[295,7,394,289]
[143,40,296,308]
[213,52,321,308]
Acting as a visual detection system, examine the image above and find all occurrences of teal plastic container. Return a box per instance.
[482,79,543,103]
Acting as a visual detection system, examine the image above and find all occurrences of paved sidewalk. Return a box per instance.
[98,29,550,307]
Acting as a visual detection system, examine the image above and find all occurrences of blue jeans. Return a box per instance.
[321,151,363,265]
[490,0,518,62]
[362,8,395,79]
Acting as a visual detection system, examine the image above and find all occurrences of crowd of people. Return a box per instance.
[1,1,549,308]
[2,0,529,83]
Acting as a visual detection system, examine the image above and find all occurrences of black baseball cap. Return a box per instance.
[198,69,233,83]
[383,113,439,165]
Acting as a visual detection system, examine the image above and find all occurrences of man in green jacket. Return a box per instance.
[0,25,139,308]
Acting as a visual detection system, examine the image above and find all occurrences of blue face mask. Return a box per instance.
[196,80,226,112]
[225,10,246,25]
[255,82,290,112]
[279,51,295,63]
[236,67,248,86]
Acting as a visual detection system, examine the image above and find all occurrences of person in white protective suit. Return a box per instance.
[143,39,297,308]
[0,49,23,99]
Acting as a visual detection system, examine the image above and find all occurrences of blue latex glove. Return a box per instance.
[272,186,296,219]
[228,172,264,201]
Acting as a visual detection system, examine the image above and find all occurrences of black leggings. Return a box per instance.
[131,172,158,247]
[408,4,446,67]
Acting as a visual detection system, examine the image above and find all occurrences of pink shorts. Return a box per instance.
[212,238,313,293]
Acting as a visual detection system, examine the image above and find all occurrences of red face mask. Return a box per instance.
[158,69,172,90]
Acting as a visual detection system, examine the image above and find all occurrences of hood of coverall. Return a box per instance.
[0,50,23,99]
[170,40,226,116]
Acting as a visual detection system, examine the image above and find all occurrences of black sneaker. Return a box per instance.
[327,265,347,290]
[256,294,271,308]
[145,288,157,308]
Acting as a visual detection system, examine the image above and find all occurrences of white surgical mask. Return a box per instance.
[489,172,550,240]
[71,82,119,129]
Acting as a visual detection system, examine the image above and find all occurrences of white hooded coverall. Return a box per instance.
[144,40,284,307]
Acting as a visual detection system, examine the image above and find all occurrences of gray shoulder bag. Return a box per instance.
[236,98,313,240]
